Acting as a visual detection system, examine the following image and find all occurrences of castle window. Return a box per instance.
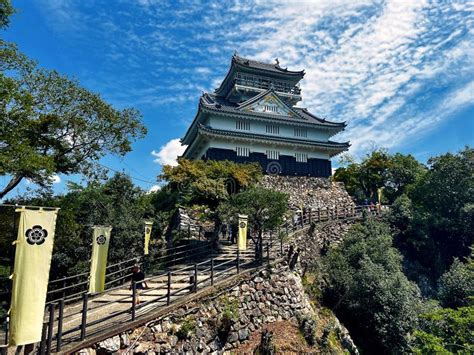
[236,147,250,157]
[264,105,278,113]
[236,120,250,131]
[266,150,280,160]
[294,128,307,137]
[295,153,308,163]
[265,124,280,134]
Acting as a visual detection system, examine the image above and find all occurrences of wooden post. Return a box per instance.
[131,281,136,321]
[167,272,171,306]
[335,205,338,219]
[46,304,54,354]
[266,243,270,267]
[80,293,88,340]
[237,249,240,274]
[193,264,198,292]
[56,299,64,352]
[300,211,304,228]
[62,279,67,300]
[4,315,9,346]
[39,321,47,355]
[211,259,214,286]
[280,238,283,256]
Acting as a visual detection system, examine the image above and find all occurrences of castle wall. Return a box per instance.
[204,148,332,177]
[207,114,332,142]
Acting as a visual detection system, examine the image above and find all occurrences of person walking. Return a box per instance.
[131,264,148,305]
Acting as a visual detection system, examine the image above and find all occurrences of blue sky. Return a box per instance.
[2,0,473,194]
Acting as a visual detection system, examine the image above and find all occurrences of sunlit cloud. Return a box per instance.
[151,138,187,166]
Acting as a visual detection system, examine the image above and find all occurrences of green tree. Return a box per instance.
[8,173,156,278]
[333,149,424,203]
[219,186,288,252]
[384,153,426,202]
[413,306,474,354]
[400,147,474,281]
[0,4,146,199]
[320,219,422,353]
[438,255,474,309]
[0,0,14,29]
[159,159,263,243]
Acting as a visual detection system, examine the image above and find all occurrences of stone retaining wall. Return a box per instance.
[259,176,354,212]
[81,264,357,354]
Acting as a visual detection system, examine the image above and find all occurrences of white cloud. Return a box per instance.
[51,175,61,184]
[40,0,474,158]
[148,185,161,193]
[151,138,187,166]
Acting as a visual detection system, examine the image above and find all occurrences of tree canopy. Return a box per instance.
[0,2,146,199]
[319,219,422,353]
[333,150,426,203]
[219,186,288,235]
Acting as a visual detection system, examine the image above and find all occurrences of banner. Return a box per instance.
[88,226,112,294]
[144,221,153,255]
[238,214,248,251]
[377,187,383,204]
[9,207,59,346]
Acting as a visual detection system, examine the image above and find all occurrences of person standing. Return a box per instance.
[131,264,148,305]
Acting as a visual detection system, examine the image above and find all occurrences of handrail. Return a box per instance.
[1,204,391,349]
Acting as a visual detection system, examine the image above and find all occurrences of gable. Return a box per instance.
[239,92,296,117]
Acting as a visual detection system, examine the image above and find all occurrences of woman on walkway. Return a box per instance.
[131,264,148,305]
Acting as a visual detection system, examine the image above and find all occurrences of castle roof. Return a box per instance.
[181,91,346,146]
[232,54,305,77]
[181,124,350,158]
[215,54,305,97]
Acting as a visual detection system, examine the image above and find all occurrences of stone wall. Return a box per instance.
[292,220,355,263]
[82,264,357,354]
[259,176,354,212]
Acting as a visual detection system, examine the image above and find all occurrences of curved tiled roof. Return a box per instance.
[232,54,305,76]
[200,92,346,128]
[197,124,350,151]
[215,54,305,96]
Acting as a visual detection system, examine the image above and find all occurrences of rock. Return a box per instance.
[119,333,130,348]
[77,348,96,355]
[160,343,172,353]
[154,333,169,343]
[254,277,264,283]
[161,320,172,333]
[169,335,178,347]
[133,342,148,354]
[97,335,120,352]
[208,338,220,351]
[228,331,238,343]
[238,328,249,341]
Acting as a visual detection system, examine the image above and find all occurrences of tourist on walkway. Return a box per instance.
[131,264,148,305]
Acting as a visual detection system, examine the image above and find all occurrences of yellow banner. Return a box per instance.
[88,226,112,294]
[144,221,153,255]
[9,207,59,346]
[238,214,248,251]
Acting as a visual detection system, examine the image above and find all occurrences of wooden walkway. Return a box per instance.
[1,205,388,354]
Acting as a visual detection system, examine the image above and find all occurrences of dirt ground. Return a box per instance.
[233,320,318,354]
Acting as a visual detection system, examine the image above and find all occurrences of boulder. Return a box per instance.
[97,335,120,352]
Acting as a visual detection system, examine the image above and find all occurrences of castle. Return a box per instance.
[181,54,349,177]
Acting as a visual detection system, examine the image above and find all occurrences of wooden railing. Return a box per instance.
[0,204,389,353]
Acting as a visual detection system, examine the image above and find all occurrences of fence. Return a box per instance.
[0,204,388,353]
